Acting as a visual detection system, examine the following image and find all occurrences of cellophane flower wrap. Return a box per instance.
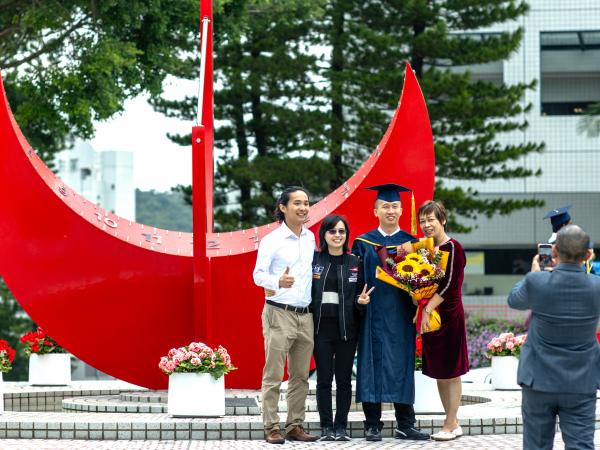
[158,342,236,380]
[486,332,527,358]
[0,339,16,373]
[20,327,65,356]
[375,237,449,333]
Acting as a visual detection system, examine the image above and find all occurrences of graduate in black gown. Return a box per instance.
[351,184,430,442]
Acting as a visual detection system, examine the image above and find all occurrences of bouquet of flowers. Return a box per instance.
[20,327,65,356]
[0,339,16,373]
[375,237,449,333]
[486,332,527,358]
[159,341,236,380]
[415,335,423,371]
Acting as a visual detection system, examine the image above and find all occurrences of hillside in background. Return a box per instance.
[136,189,192,232]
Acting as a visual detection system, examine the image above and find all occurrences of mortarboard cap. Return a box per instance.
[366,183,416,235]
[366,183,411,202]
[543,205,572,233]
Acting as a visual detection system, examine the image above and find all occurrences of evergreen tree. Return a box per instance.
[323,0,544,231]
[157,0,333,230]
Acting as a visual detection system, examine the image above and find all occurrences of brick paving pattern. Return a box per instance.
[0,433,598,449]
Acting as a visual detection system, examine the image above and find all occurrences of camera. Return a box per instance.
[538,243,553,270]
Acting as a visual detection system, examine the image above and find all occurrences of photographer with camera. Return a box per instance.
[508,224,600,450]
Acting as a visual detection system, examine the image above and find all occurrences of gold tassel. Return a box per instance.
[411,192,417,236]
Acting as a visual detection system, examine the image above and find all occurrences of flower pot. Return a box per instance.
[414,371,444,414]
[491,355,520,390]
[167,372,225,417]
[28,353,71,385]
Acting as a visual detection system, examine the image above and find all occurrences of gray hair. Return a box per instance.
[555,224,590,263]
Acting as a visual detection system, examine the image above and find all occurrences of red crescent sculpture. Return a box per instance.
[0,1,434,389]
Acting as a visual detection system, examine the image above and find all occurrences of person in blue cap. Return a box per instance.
[543,205,572,244]
[350,183,430,442]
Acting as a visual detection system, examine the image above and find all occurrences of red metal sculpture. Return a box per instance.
[0,1,434,389]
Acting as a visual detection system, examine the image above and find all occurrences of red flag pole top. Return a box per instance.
[192,0,214,344]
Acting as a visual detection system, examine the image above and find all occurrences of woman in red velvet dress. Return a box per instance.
[417,200,469,441]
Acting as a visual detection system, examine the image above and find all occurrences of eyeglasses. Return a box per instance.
[326,228,347,236]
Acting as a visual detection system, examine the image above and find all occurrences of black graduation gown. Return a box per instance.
[351,228,417,403]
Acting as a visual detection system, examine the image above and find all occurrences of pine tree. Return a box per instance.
[158,0,332,230]
[322,0,544,231]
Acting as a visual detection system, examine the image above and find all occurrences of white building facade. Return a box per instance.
[55,141,135,221]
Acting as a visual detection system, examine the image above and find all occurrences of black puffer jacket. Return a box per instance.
[311,251,365,341]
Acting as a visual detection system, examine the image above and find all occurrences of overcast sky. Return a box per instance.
[90,93,193,193]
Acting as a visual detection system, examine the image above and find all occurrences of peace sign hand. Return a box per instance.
[357,285,375,305]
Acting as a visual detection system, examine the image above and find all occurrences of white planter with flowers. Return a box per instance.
[168,372,225,416]
[20,327,70,385]
[159,341,236,417]
[491,355,520,390]
[28,353,71,385]
[487,332,526,390]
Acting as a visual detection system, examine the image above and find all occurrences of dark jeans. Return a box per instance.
[313,317,357,429]
[522,386,596,450]
[362,401,415,430]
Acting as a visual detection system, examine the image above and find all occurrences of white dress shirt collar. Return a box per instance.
[279,220,309,239]
[378,226,401,237]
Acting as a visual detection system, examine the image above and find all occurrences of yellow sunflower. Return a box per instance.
[405,252,422,263]
[417,263,435,277]
[397,259,419,276]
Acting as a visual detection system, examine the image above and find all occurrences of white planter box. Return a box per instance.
[414,371,444,414]
[491,356,520,390]
[28,353,71,385]
[167,372,225,417]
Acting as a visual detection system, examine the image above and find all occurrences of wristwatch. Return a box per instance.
[425,305,433,314]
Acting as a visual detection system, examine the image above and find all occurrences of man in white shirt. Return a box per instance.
[253,186,318,444]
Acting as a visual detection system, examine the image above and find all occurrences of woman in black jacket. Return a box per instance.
[312,215,373,441]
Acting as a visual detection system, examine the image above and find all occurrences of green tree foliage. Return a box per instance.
[163,0,543,232]
[0,278,34,380]
[157,0,333,230]
[0,0,203,160]
[578,102,600,138]
[324,0,545,232]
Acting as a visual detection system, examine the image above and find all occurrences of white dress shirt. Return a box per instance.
[253,222,316,308]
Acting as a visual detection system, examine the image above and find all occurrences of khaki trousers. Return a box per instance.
[261,303,314,433]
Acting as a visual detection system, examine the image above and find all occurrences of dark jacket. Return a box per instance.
[311,251,365,341]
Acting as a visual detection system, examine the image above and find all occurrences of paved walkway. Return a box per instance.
[0,433,598,449]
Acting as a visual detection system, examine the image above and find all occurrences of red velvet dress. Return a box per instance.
[422,238,469,379]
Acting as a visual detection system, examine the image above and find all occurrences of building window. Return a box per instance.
[540,31,600,116]
[69,158,78,171]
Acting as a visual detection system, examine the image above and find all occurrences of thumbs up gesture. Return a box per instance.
[279,267,295,288]
[357,285,375,304]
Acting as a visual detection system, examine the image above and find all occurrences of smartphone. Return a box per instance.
[538,243,553,270]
